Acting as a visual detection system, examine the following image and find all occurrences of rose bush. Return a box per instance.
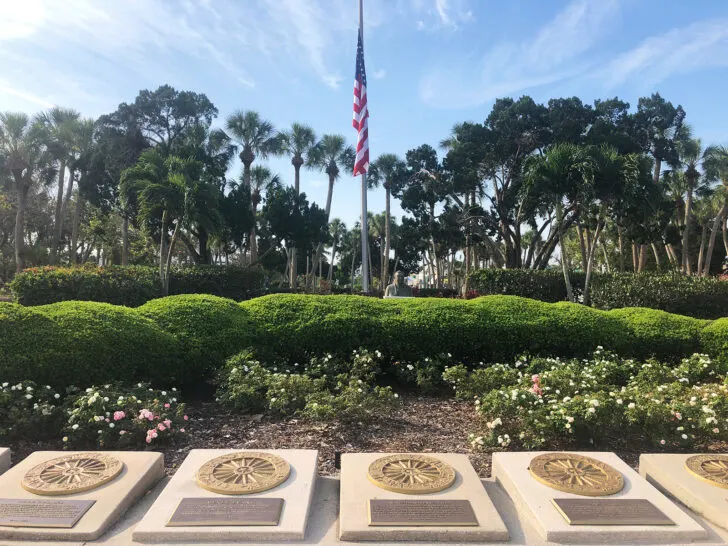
[450,349,728,451]
[62,383,187,449]
[0,381,63,441]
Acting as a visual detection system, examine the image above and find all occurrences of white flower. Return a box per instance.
[616,399,623,405]
[24,394,32,400]
[109,423,115,428]
[62,436,68,442]
[628,403,635,409]
[97,430,103,434]
[681,434,688,440]
[406,364,414,371]
[587,407,596,414]
[72,424,79,430]
[26,386,33,392]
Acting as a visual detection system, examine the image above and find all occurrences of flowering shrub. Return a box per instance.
[0,381,63,440]
[392,353,454,393]
[63,383,187,449]
[217,349,399,422]
[452,349,728,451]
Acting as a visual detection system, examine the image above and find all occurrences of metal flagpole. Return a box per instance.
[359,0,370,293]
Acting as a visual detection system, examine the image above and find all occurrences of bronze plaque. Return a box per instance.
[166,497,283,527]
[552,498,675,526]
[0,499,95,528]
[368,499,478,526]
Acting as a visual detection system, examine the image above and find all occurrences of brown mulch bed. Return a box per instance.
[9,395,664,478]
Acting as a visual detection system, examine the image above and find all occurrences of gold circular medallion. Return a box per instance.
[685,454,728,489]
[195,452,291,495]
[22,453,124,496]
[528,453,624,497]
[367,454,456,494]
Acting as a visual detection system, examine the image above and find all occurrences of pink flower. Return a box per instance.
[179,428,185,433]
[113,411,126,421]
[138,409,154,421]
[157,424,166,432]
[660,439,666,445]
[119,430,127,436]
[674,412,682,420]
[183,415,189,421]
[163,419,172,428]
[145,437,152,444]
[105,418,110,423]
[530,385,543,396]
[164,403,170,408]
[713,428,720,434]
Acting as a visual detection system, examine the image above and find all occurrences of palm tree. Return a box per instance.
[702,145,728,276]
[368,153,406,288]
[225,111,283,262]
[120,149,201,294]
[0,112,54,272]
[281,123,316,287]
[327,218,346,282]
[308,134,355,285]
[34,107,81,264]
[248,165,281,249]
[68,119,95,265]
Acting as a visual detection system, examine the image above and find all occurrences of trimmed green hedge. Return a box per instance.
[10,265,266,306]
[0,294,718,388]
[467,269,728,319]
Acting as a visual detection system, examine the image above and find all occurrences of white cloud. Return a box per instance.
[599,18,728,88]
[419,0,621,108]
[373,69,387,80]
[0,81,55,109]
[408,0,474,31]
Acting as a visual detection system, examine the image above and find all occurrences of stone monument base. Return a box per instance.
[493,451,707,543]
[132,449,317,543]
[0,450,163,541]
[640,453,728,531]
[339,452,508,542]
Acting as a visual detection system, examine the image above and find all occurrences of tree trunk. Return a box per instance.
[682,187,693,274]
[198,227,210,264]
[50,161,65,264]
[583,212,605,306]
[14,183,29,272]
[163,220,181,296]
[383,185,391,287]
[556,203,574,302]
[632,243,639,272]
[697,223,708,276]
[601,239,610,272]
[703,204,727,276]
[243,161,257,263]
[289,161,302,289]
[70,193,82,265]
[617,226,625,272]
[328,240,336,282]
[576,222,588,271]
[121,215,130,266]
[651,243,662,270]
[159,210,167,281]
[310,173,335,287]
[722,214,728,258]
[638,244,648,272]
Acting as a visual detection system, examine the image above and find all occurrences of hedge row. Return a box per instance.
[467,269,728,319]
[10,265,267,306]
[1,294,725,389]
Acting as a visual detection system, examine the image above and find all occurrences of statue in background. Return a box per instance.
[384,271,413,298]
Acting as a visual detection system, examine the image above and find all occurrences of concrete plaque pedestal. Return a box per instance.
[0,448,9,475]
[339,452,508,542]
[132,449,317,543]
[0,450,163,541]
[640,453,728,531]
[493,451,707,544]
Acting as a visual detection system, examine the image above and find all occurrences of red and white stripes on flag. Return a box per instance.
[352,28,369,176]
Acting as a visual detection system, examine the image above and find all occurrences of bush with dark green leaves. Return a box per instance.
[0,294,723,389]
[467,269,728,319]
[10,265,266,306]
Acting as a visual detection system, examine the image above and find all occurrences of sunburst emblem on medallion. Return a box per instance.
[528,453,624,496]
[195,452,291,495]
[22,453,124,496]
[367,454,456,494]
[685,454,728,489]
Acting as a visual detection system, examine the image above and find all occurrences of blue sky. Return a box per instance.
[2,0,728,228]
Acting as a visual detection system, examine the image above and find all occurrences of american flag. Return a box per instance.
[352,27,369,176]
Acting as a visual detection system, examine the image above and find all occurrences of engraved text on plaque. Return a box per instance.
[368,499,478,526]
[0,499,95,528]
[167,497,284,526]
[552,498,675,526]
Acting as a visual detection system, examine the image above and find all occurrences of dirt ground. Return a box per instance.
[10,395,650,477]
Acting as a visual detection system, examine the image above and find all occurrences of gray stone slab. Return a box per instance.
[339,452,508,542]
[132,449,317,543]
[493,451,709,544]
[641,453,728,531]
[0,451,164,542]
[0,448,9,475]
